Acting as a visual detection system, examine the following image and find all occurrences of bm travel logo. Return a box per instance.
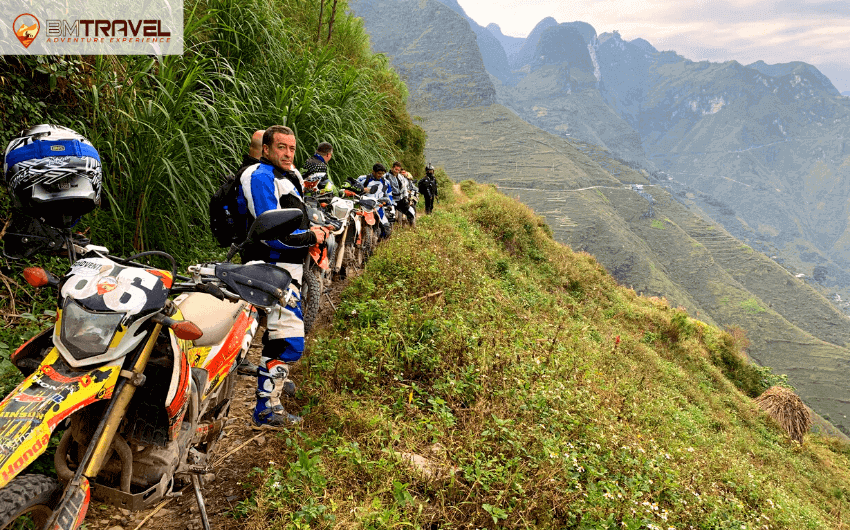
[3,2,183,55]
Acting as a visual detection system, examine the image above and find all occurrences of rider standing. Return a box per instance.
[238,125,330,427]
[419,163,438,214]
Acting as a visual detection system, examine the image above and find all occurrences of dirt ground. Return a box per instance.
[83,275,351,530]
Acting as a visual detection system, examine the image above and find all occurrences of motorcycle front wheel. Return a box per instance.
[0,474,61,529]
[361,225,376,261]
[301,267,322,336]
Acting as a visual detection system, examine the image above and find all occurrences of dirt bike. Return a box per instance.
[398,189,418,229]
[359,181,392,246]
[302,195,341,335]
[0,209,303,530]
[308,192,358,282]
[350,192,377,262]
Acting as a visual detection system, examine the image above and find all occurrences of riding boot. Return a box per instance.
[253,358,301,426]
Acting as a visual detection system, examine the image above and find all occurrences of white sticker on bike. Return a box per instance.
[63,259,160,314]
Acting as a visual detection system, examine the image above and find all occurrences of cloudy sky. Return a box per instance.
[456,0,850,93]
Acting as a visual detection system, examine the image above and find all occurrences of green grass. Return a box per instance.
[236,181,850,529]
[740,297,767,314]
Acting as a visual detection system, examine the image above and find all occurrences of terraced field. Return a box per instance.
[423,103,850,435]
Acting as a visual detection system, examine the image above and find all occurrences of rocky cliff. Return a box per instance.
[348,0,497,112]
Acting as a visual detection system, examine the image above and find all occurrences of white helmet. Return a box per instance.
[4,124,102,227]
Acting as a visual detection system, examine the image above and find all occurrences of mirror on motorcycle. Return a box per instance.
[23,267,59,288]
[247,208,304,242]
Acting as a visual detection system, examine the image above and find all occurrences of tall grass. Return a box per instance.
[0,0,425,263]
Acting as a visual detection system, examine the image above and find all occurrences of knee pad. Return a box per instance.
[262,337,304,363]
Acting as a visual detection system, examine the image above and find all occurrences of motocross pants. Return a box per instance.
[256,262,304,416]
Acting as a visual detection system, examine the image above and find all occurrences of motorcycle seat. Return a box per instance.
[176,292,247,347]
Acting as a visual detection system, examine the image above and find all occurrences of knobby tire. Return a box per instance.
[0,474,61,530]
[301,267,322,336]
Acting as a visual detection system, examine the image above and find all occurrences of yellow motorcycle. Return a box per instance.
[0,209,302,530]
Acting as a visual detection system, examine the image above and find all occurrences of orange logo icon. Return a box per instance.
[13,14,39,49]
[96,277,118,295]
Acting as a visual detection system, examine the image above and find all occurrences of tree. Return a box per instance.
[317,0,325,42]
[327,0,338,43]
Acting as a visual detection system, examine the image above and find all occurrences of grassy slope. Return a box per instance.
[420,104,850,437]
[239,181,850,529]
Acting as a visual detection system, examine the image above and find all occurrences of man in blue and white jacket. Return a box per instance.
[360,163,394,240]
[237,125,330,427]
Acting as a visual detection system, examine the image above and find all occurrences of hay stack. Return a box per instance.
[755,386,812,443]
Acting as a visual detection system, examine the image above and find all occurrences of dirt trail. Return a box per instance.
[452,183,468,203]
[83,277,352,530]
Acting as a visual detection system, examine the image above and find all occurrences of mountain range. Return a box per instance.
[347,0,850,435]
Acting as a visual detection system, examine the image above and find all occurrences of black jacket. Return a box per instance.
[419,174,438,196]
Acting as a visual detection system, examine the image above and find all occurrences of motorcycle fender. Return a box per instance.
[364,211,375,226]
[308,244,323,267]
[0,348,121,488]
[186,305,259,398]
[164,327,192,442]
[318,246,330,270]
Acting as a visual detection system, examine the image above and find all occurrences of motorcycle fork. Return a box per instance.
[335,222,349,272]
[44,323,163,530]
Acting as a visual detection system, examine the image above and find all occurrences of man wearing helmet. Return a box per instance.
[419,163,438,214]
[238,125,330,427]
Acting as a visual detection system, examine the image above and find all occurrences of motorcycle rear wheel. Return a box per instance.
[0,474,61,529]
[302,268,322,336]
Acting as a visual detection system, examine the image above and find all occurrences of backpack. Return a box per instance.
[209,173,247,247]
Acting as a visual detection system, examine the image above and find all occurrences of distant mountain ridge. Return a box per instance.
[485,23,523,57]
[346,0,850,435]
[482,19,850,314]
[427,0,512,83]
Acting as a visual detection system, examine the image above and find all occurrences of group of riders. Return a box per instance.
[233,127,438,427]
